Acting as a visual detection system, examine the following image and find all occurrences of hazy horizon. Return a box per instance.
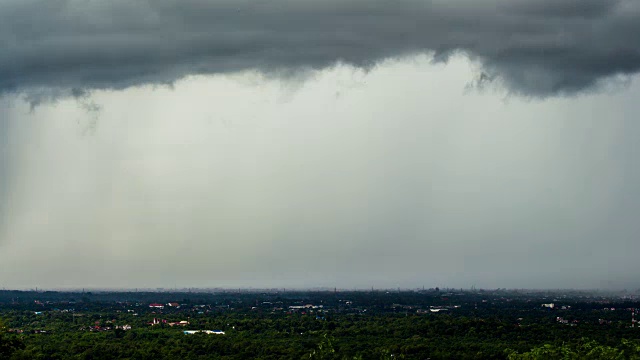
[1,285,637,293]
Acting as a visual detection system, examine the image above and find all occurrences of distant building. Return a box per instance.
[148,318,166,326]
[149,303,165,309]
[289,304,323,310]
[184,330,225,335]
[168,321,189,327]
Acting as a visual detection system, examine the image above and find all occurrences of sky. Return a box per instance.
[1,0,640,290]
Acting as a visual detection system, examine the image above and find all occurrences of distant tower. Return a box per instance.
[633,308,637,328]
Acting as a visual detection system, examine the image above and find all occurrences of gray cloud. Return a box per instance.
[2,2,640,290]
[1,0,639,97]
[2,58,640,290]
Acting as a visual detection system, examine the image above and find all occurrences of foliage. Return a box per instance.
[0,319,25,359]
[506,339,632,360]
[2,289,640,359]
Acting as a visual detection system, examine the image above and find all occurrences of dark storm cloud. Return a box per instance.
[1,0,639,96]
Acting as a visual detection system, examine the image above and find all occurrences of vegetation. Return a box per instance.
[1,289,640,359]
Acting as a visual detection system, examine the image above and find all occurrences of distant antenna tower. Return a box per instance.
[633,308,637,328]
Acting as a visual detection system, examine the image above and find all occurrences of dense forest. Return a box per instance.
[1,289,640,359]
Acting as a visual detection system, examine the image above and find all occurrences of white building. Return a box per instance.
[184,330,225,335]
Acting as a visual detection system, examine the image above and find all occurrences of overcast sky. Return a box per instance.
[1,0,640,290]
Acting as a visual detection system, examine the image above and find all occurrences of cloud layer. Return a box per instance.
[2,58,640,290]
[1,0,639,97]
